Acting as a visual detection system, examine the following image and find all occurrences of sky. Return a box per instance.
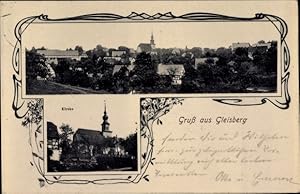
[44,96,139,138]
[23,21,279,51]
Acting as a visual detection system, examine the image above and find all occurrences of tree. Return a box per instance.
[98,69,113,91]
[94,44,107,58]
[197,63,214,86]
[203,48,216,57]
[234,47,248,57]
[53,58,75,84]
[181,64,202,92]
[59,124,74,159]
[155,76,173,92]
[72,69,91,87]
[123,133,137,158]
[75,45,84,55]
[252,41,277,73]
[131,52,160,92]
[113,66,130,93]
[214,56,232,84]
[190,47,203,58]
[26,49,49,80]
[205,58,215,66]
[118,46,130,54]
[95,44,103,51]
[216,47,232,59]
[265,41,277,73]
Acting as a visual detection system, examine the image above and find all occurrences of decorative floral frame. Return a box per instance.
[12,12,290,186]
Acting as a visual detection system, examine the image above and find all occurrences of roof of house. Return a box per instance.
[47,122,59,139]
[157,63,185,76]
[37,49,80,57]
[113,64,135,74]
[228,60,236,66]
[112,50,126,57]
[103,57,121,64]
[231,42,251,49]
[195,57,219,65]
[73,128,105,145]
[172,48,181,55]
[137,43,152,53]
[80,53,88,57]
[252,43,271,48]
[129,48,136,53]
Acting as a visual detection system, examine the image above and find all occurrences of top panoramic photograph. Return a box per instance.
[24,22,278,94]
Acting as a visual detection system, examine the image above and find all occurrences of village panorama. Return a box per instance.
[47,102,138,172]
[26,33,277,94]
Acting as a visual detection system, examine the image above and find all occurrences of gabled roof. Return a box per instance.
[157,63,185,76]
[113,64,135,75]
[231,42,251,50]
[73,128,105,145]
[228,60,236,66]
[111,50,126,57]
[47,122,59,139]
[137,43,152,53]
[37,49,79,57]
[195,57,219,65]
[252,43,271,48]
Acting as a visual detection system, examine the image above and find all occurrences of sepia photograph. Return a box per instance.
[24,22,279,95]
[1,0,298,193]
[46,100,138,172]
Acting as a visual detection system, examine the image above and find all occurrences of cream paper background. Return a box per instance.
[1,0,299,193]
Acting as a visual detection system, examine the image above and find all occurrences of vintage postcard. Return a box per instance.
[1,0,299,193]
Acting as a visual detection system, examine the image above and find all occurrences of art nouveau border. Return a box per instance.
[11,12,291,186]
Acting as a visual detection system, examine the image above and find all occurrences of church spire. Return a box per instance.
[101,101,112,137]
[150,32,155,49]
[103,101,108,121]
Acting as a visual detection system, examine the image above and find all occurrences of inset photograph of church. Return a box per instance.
[46,101,138,172]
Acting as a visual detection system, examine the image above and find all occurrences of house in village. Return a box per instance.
[157,63,185,85]
[112,64,135,75]
[252,42,272,50]
[103,56,122,64]
[248,42,272,59]
[111,50,126,57]
[103,50,130,65]
[37,49,88,79]
[230,42,251,51]
[37,49,88,65]
[129,48,136,56]
[172,48,181,55]
[230,42,272,60]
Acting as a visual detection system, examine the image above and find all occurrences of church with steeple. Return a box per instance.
[137,33,156,53]
[72,102,117,157]
[47,101,136,172]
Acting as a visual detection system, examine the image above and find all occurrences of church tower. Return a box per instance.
[150,32,155,49]
[101,102,112,138]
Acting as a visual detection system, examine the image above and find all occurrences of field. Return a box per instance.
[26,79,107,94]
